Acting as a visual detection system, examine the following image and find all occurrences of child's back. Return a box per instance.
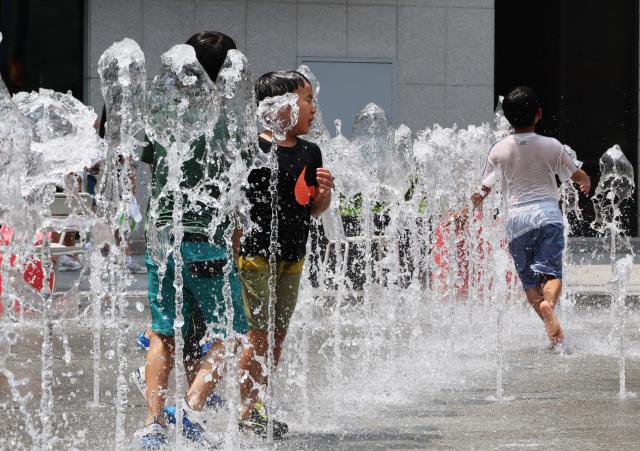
[472,86,591,351]
[485,132,577,208]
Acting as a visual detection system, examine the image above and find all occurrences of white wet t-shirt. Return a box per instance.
[481,132,579,241]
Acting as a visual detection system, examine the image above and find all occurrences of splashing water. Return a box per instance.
[591,145,635,242]
[98,38,146,157]
[213,47,261,445]
[297,64,331,144]
[145,43,220,448]
[97,37,146,446]
[610,254,635,399]
[255,89,300,442]
[0,69,41,442]
[3,34,640,450]
[591,145,635,279]
[256,93,299,142]
[13,89,103,191]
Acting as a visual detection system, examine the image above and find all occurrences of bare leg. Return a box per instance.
[145,331,174,425]
[541,277,564,344]
[525,277,564,345]
[184,354,200,386]
[238,329,287,420]
[185,340,225,411]
[525,287,544,321]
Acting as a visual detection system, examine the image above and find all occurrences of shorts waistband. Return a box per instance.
[510,198,559,209]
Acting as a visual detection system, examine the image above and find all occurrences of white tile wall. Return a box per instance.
[87,77,103,112]
[246,2,298,77]
[347,5,397,58]
[446,7,493,86]
[447,0,494,9]
[85,0,497,249]
[398,6,446,85]
[142,0,197,78]
[397,84,446,131]
[194,1,248,52]
[87,0,496,128]
[446,84,493,126]
[398,1,447,6]
[88,0,143,79]
[349,0,396,5]
[298,4,347,56]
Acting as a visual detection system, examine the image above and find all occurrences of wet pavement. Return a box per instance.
[2,256,640,450]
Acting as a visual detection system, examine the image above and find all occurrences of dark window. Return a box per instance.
[495,1,638,236]
[0,0,84,100]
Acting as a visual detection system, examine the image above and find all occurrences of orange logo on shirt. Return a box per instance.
[294,166,317,206]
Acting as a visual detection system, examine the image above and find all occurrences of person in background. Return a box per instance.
[470,86,590,351]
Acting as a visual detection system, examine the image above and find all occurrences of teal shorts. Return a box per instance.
[145,241,248,338]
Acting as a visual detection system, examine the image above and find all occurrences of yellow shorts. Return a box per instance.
[237,256,304,331]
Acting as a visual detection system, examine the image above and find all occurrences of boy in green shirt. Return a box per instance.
[135,31,248,449]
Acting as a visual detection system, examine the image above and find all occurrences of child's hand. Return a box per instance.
[316,168,334,195]
[471,192,484,208]
[570,169,591,195]
[578,179,591,195]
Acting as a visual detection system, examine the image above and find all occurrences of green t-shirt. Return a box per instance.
[141,122,230,244]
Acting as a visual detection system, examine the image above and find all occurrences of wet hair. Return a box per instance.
[185,31,237,81]
[255,71,310,104]
[502,86,540,128]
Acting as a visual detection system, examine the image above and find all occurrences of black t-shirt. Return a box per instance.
[241,136,323,261]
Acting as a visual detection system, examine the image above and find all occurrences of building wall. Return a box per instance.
[85,0,495,132]
[85,0,495,249]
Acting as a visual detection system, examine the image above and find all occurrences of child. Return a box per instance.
[471,86,590,350]
[237,71,333,438]
[135,31,249,449]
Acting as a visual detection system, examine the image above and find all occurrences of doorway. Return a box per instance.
[495,0,639,236]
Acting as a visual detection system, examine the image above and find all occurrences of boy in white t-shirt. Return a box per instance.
[471,86,590,349]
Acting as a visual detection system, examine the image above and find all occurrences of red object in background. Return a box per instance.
[433,215,474,296]
[0,226,54,317]
[433,210,517,299]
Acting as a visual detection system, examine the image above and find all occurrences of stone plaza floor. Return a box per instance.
[1,256,640,450]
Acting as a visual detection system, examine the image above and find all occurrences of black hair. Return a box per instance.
[255,71,310,104]
[185,31,236,81]
[502,86,540,128]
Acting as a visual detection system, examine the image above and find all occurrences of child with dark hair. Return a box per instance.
[237,71,333,438]
[135,31,249,449]
[471,86,591,350]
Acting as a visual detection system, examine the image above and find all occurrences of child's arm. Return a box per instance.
[471,161,498,209]
[311,167,333,217]
[470,169,497,208]
[570,168,591,194]
[471,185,491,208]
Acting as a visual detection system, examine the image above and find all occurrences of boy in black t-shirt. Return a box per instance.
[237,71,333,437]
